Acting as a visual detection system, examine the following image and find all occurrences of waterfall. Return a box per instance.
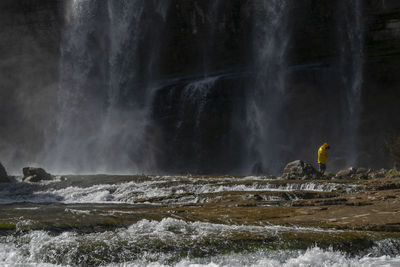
[246,0,289,174]
[338,0,364,167]
[43,0,169,174]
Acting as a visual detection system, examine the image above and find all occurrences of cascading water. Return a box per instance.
[43,0,169,174]
[47,0,110,173]
[337,0,364,167]
[178,77,219,131]
[246,0,289,174]
[0,174,399,266]
[98,0,148,173]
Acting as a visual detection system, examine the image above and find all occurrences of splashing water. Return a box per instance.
[1,219,400,266]
[338,0,364,167]
[179,77,219,129]
[0,175,355,205]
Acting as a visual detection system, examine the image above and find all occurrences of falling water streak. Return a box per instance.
[181,77,219,129]
[107,0,141,107]
[246,0,289,174]
[339,0,364,167]
[95,0,147,173]
[46,0,99,173]
[146,1,171,84]
[155,1,170,21]
[58,0,88,135]
[98,0,169,173]
[172,77,220,169]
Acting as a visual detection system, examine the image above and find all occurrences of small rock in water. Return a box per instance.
[0,162,10,183]
[22,167,53,182]
[280,160,321,180]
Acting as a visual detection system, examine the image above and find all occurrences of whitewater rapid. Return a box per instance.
[0,175,357,205]
[1,175,396,266]
[1,218,400,267]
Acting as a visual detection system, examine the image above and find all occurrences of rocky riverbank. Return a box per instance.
[1,170,400,264]
[1,168,400,233]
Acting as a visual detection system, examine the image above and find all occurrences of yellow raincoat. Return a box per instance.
[318,143,329,164]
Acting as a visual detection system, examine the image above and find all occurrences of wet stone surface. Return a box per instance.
[0,174,399,232]
[1,174,400,265]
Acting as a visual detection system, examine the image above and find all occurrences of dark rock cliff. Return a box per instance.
[360,0,400,168]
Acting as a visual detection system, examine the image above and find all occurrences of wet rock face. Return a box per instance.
[161,0,252,78]
[331,167,400,180]
[335,167,372,179]
[368,169,389,179]
[0,162,9,183]
[22,167,53,182]
[334,167,393,180]
[335,167,359,179]
[281,160,321,180]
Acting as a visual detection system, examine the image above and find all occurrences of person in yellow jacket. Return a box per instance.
[318,143,330,174]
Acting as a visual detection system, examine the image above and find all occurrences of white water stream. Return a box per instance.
[0,175,354,205]
[1,218,399,266]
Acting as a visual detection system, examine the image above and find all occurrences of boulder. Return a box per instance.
[367,169,389,179]
[323,171,335,179]
[22,167,53,182]
[0,162,9,183]
[354,168,370,179]
[281,160,321,180]
[336,167,370,179]
[335,167,357,179]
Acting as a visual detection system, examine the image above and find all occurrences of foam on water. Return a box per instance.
[0,218,399,266]
[106,248,400,267]
[0,176,356,204]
